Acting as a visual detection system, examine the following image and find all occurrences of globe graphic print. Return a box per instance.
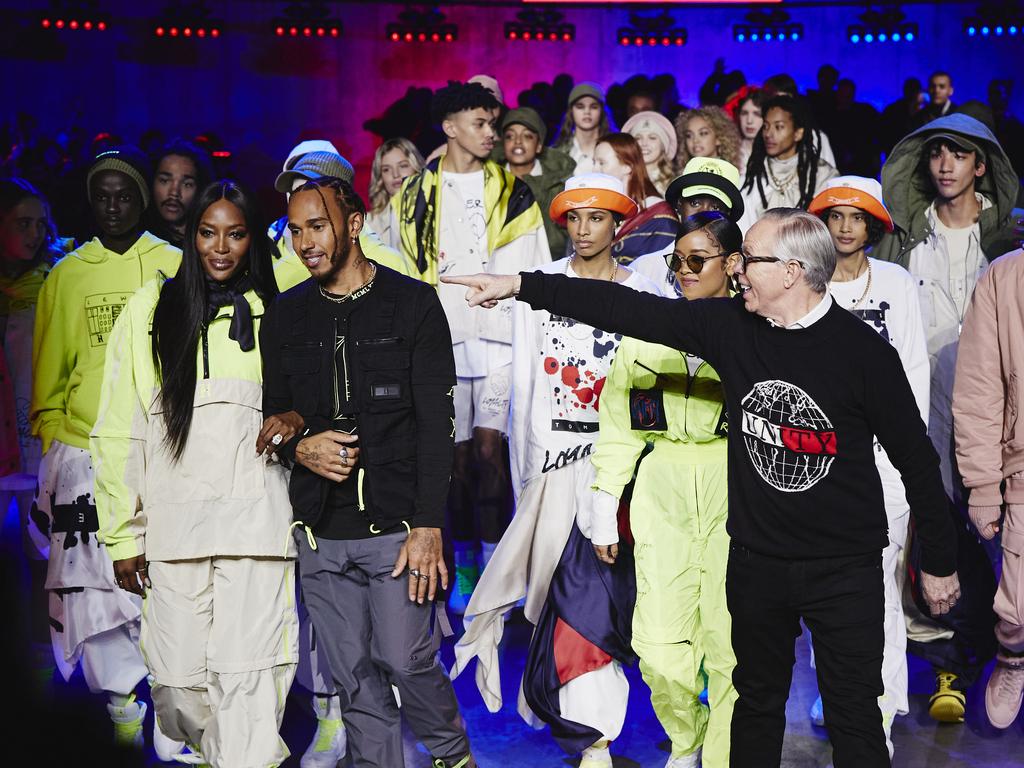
[740,380,837,493]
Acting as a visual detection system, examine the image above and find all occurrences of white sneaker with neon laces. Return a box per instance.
[153,715,186,762]
[107,694,146,748]
[301,695,347,768]
[579,739,613,768]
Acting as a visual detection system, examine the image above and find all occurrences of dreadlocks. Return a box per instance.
[742,95,821,211]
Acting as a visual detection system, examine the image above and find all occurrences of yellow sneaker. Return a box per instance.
[928,670,966,723]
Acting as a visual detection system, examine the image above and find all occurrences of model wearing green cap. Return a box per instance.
[552,82,614,175]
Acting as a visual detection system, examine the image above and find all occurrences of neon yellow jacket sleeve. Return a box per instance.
[92,288,151,561]
[30,269,69,453]
[591,337,650,499]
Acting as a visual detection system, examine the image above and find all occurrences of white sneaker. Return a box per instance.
[301,695,348,768]
[172,746,209,766]
[153,714,186,762]
[665,747,701,767]
[107,695,146,748]
[579,740,613,768]
[809,694,825,727]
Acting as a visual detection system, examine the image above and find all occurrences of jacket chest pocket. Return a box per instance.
[281,341,323,374]
[357,337,411,412]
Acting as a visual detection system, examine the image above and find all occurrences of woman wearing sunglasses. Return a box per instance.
[585,211,740,768]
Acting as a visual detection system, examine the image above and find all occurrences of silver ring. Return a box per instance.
[409,568,421,577]
[271,433,283,446]
[417,573,429,580]
[339,447,349,459]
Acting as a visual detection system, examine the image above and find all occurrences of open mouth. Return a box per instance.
[302,254,325,268]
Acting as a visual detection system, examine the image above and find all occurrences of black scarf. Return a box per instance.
[205,273,255,352]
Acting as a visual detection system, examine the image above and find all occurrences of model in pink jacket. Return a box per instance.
[953,246,1024,730]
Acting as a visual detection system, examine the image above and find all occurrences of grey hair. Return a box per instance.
[760,208,836,293]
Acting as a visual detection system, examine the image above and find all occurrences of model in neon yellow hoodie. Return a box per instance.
[31,232,181,453]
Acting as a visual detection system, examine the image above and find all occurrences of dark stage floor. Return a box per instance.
[6,499,1023,767]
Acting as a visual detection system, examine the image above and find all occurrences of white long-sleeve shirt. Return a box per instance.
[509,258,661,496]
[829,257,930,519]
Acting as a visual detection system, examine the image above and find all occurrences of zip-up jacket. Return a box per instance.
[591,338,727,500]
[260,264,456,534]
[31,233,181,453]
[92,278,294,563]
[953,248,1024,508]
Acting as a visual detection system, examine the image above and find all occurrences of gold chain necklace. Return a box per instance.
[766,158,797,193]
[568,254,617,282]
[849,260,873,310]
[319,262,377,304]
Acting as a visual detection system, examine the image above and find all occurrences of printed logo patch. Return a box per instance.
[629,388,668,431]
[740,380,837,493]
[85,292,131,347]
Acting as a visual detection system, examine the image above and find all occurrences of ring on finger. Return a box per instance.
[271,433,283,446]
[339,447,349,459]
[410,568,421,577]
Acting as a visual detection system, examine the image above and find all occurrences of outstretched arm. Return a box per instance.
[442,271,723,362]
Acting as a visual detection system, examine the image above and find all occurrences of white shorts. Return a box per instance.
[453,365,511,443]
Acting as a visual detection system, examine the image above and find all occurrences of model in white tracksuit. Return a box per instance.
[93,278,298,767]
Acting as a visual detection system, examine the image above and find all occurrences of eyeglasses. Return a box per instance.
[666,251,729,274]
[735,252,805,271]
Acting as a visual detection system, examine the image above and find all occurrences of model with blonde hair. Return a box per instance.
[366,137,424,247]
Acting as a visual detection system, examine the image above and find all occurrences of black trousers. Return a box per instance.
[727,542,889,768]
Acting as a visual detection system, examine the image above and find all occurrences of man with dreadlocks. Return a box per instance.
[261,176,475,768]
[393,81,549,614]
[737,95,838,233]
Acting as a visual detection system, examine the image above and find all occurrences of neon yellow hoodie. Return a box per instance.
[31,233,181,453]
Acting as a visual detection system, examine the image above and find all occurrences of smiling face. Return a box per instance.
[153,154,198,227]
[443,107,497,160]
[734,218,786,316]
[287,187,362,284]
[594,142,631,185]
[739,99,763,140]
[685,116,718,159]
[379,147,416,197]
[503,123,542,169]
[672,229,730,300]
[928,142,984,202]
[0,196,46,264]
[824,205,870,256]
[571,96,602,131]
[89,170,144,239]
[196,198,250,282]
[566,207,616,261]
[762,107,803,160]
[634,130,666,165]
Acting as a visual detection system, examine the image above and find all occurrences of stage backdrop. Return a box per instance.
[1,0,1019,217]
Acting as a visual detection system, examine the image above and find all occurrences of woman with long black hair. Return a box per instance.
[738,95,837,232]
[92,180,302,767]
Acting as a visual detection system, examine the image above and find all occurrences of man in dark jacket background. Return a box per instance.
[260,176,475,768]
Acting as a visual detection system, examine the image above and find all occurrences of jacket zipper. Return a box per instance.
[201,327,210,379]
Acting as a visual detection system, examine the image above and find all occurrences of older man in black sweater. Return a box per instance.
[445,208,959,768]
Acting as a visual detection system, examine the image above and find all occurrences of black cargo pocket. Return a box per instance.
[281,341,323,375]
[366,441,417,512]
[358,337,411,411]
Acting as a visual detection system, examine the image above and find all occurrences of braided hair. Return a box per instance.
[293,176,367,265]
[741,95,821,211]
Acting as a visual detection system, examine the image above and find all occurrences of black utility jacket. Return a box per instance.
[260,264,455,533]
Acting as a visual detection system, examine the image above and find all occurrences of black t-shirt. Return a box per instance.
[312,286,375,540]
[518,271,956,576]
